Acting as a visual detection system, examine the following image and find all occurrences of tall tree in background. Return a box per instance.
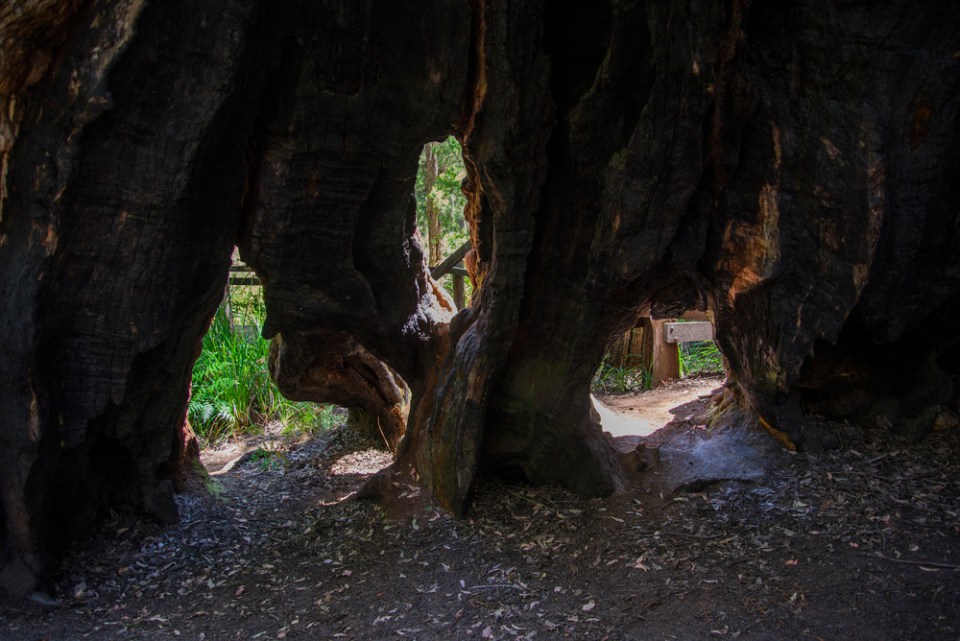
[417,138,468,267]
[422,143,441,265]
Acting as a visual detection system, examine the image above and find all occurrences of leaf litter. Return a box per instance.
[1,401,958,641]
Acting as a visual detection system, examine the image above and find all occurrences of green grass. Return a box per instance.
[592,358,652,394]
[593,340,723,394]
[249,446,290,471]
[679,340,723,377]
[188,291,336,445]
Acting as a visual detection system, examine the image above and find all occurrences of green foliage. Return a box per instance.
[592,357,652,394]
[415,137,473,304]
[592,340,722,394]
[188,291,334,445]
[679,341,723,377]
[442,274,474,305]
[280,404,340,438]
[415,136,469,255]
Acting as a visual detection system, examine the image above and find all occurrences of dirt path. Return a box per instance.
[2,381,959,641]
[593,375,724,437]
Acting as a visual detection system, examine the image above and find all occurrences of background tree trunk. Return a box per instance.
[422,142,443,267]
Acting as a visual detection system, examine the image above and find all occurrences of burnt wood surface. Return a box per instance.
[1,0,958,594]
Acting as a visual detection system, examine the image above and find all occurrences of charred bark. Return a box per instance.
[702,1,960,445]
[475,0,732,498]
[0,0,302,594]
[2,0,959,594]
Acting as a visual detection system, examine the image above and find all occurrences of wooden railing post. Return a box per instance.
[642,317,680,385]
[453,274,465,310]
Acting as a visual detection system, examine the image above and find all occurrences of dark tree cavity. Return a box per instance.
[2,0,958,595]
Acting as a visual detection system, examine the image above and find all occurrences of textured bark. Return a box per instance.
[702,2,960,445]
[462,0,735,501]
[0,0,299,594]
[2,0,959,594]
[270,332,409,451]
[234,0,466,513]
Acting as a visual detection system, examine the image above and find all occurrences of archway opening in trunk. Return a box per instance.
[187,249,343,454]
[591,313,727,439]
[415,136,472,309]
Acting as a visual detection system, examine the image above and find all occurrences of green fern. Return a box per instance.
[188,292,335,444]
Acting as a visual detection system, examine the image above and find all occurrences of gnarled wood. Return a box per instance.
[270,331,409,451]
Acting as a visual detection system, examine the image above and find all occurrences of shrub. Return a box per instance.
[679,340,723,377]
[592,358,652,394]
[188,292,333,444]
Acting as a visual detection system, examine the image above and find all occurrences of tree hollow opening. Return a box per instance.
[415,136,472,309]
[188,251,343,453]
[591,313,727,440]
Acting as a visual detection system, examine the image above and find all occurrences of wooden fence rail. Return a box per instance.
[228,263,260,287]
[430,240,471,310]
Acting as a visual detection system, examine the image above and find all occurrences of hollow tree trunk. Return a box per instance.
[2,0,959,595]
[701,1,960,445]
[0,0,368,594]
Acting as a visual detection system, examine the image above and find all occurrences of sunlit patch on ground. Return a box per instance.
[593,375,723,437]
[328,449,394,477]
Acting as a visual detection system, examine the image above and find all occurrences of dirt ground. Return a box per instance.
[592,376,725,437]
[2,378,959,641]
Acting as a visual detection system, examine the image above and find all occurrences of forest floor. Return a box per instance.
[2,377,959,641]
